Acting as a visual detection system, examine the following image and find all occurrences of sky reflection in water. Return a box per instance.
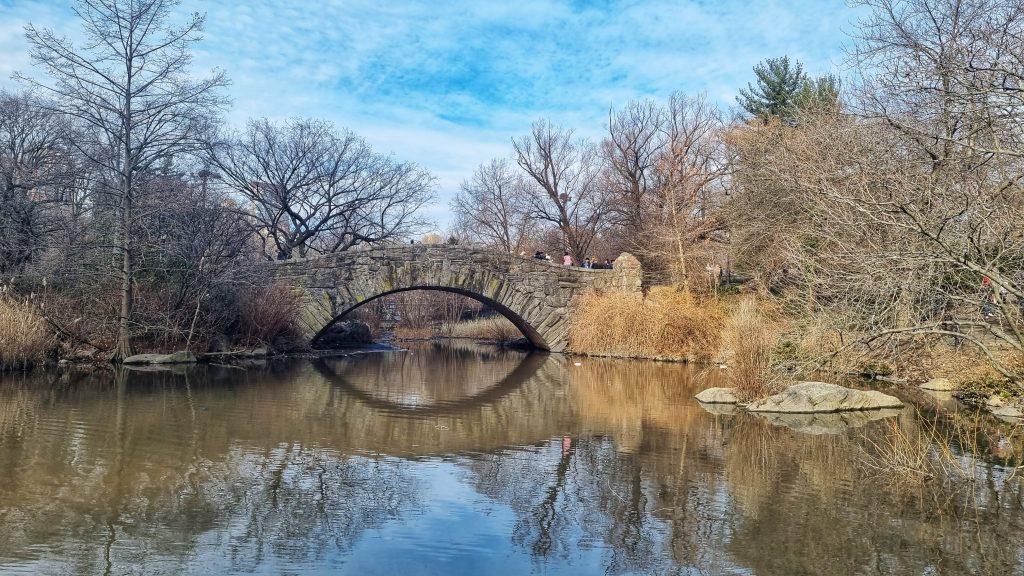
[0,342,1022,575]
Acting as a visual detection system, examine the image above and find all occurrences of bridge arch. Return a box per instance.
[271,245,643,352]
[313,286,549,349]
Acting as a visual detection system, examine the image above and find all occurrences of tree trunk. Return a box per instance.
[112,178,134,362]
[112,85,134,363]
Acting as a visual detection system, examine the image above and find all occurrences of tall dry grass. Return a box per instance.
[720,298,782,401]
[394,317,521,343]
[445,316,520,343]
[0,294,51,370]
[393,326,435,340]
[568,287,725,360]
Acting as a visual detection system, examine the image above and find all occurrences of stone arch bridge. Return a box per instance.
[271,245,643,352]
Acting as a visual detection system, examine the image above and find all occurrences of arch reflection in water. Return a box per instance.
[310,344,576,456]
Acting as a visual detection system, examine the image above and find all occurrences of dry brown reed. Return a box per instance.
[445,317,520,343]
[568,287,725,360]
[0,294,51,370]
[394,326,435,340]
[857,409,983,488]
[720,298,782,401]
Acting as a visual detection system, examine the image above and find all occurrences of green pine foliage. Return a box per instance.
[738,57,840,123]
[737,56,805,120]
[794,74,841,113]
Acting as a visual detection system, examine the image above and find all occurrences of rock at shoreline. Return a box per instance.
[746,381,903,413]
[752,408,902,435]
[991,406,1024,420]
[123,351,197,365]
[695,387,739,404]
[920,378,957,391]
[313,320,372,350]
[123,363,192,375]
[697,402,739,416]
[986,395,1023,420]
[249,346,272,358]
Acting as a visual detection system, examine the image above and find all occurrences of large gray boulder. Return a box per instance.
[696,402,739,416]
[746,381,903,413]
[751,408,902,434]
[312,320,372,350]
[122,350,197,365]
[695,387,739,404]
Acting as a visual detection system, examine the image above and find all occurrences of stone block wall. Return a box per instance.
[271,244,643,352]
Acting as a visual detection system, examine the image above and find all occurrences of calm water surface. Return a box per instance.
[1,342,1023,575]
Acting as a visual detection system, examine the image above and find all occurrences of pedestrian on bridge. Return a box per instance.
[563,252,573,267]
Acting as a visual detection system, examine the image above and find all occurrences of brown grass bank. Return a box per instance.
[568,287,725,361]
[0,294,51,370]
[445,317,520,343]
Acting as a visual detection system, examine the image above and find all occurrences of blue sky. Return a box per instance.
[0,0,860,228]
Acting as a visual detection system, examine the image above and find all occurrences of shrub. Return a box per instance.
[721,297,782,401]
[0,293,51,370]
[568,287,725,360]
[235,282,301,346]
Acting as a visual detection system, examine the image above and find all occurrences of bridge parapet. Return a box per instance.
[271,245,643,352]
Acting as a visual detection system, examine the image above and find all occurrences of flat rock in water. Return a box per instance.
[991,405,1024,420]
[695,387,738,404]
[920,378,957,391]
[746,381,903,413]
[697,402,739,416]
[122,363,192,375]
[123,351,197,365]
[751,408,902,435]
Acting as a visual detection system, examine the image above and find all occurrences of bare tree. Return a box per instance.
[209,118,435,260]
[513,120,608,263]
[0,90,75,273]
[601,99,664,252]
[850,0,1024,164]
[451,158,535,254]
[18,0,228,361]
[651,93,730,285]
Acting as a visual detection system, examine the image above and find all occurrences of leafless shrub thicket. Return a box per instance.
[730,0,1024,380]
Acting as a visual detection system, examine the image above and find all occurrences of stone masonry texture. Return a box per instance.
[271,245,644,352]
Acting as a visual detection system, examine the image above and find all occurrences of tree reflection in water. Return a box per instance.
[0,345,1023,575]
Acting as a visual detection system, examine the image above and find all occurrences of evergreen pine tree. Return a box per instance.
[737,56,807,122]
[793,74,841,113]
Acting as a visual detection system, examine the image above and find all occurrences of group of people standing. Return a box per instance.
[559,252,612,269]
[530,251,612,269]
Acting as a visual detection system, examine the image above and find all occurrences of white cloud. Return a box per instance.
[2,0,860,230]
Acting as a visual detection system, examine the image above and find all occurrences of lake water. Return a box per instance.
[1,342,1022,575]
